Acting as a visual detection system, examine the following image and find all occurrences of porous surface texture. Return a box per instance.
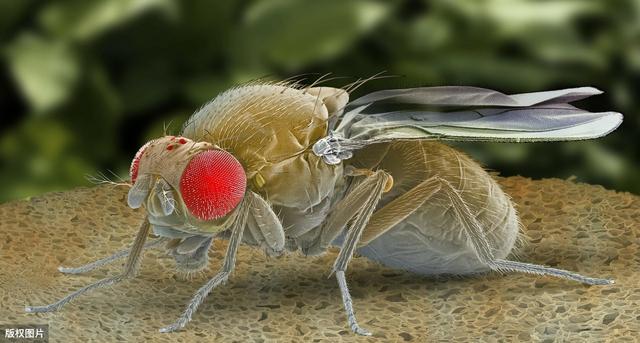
[0,177,638,342]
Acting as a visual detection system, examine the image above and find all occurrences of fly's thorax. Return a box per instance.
[128,136,247,234]
[182,83,349,210]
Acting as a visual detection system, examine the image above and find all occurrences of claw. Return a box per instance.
[159,323,181,333]
[58,266,75,273]
[25,305,52,313]
[352,325,372,336]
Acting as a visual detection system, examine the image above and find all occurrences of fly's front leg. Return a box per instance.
[159,198,250,333]
[313,168,392,336]
[25,219,152,313]
[58,237,167,274]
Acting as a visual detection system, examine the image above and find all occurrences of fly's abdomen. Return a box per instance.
[351,141,521,275]
[181,83,342,210]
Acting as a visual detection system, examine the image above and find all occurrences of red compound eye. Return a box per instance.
[130,142,150,183]
[179,150,246,221]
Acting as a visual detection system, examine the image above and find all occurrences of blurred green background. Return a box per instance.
[0,0,638,202]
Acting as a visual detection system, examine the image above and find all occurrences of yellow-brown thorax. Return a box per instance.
[181,84,346,210]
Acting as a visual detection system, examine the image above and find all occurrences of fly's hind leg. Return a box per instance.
[58,237,167,274]
[317,169,612,336]
[432,179,614,285]
[488,259,613,285]
[355,176,613,285]
[25,219,152,313]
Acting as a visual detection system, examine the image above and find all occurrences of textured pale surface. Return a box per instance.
[0,177,638,342]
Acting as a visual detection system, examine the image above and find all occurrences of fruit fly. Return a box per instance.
[26,79,623,335]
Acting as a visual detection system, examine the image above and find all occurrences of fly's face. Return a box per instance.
[127,136,247,235]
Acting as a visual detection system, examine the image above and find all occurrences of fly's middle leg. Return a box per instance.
[357,176,444,247]
[310,168,392,336]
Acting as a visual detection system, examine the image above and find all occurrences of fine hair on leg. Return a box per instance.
[25,219,152,313]
[159,198,250,333]
[436,178,615,285]
[336,271,370,336]
[488,259,614,285]
[325,169,390,336]
[58,237,167,274]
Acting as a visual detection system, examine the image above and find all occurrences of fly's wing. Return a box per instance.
[347,86,602,108]
[345,103,621,142]
[314,86,623,164]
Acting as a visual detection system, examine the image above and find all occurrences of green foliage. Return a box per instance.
[5,34,80,113]
[38,0,177,42]
[1,0,638,202]
[234,0,389,70]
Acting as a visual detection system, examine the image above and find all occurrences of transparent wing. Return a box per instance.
[348,86,604,108]
[345,104,622,143]
[314,86,623,164]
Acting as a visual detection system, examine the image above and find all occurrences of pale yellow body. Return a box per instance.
[25,82,613,335]
[180,83,520,274]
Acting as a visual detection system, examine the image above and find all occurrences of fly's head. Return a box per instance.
[127,136,247,236]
